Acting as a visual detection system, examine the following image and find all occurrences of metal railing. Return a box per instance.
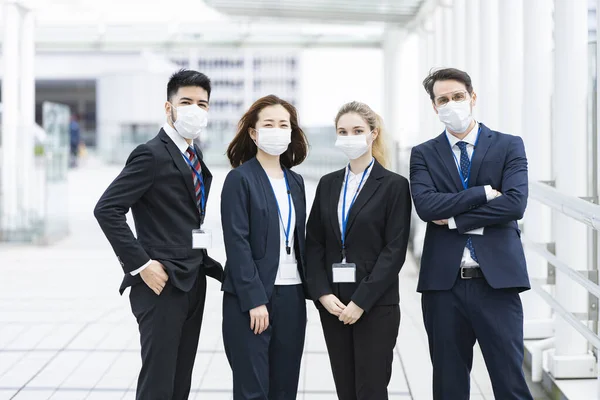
[523,181,600,352]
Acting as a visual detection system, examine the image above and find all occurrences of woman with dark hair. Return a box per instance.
[221,95,309,400]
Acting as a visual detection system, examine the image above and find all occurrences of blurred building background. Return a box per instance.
[0,0,599,399]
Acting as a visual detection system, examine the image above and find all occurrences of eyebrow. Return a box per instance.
[263,119,289,123]
[180,97,208,104]
[436,90,465,98]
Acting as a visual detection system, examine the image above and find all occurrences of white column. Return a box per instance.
[452,0,467,70]
[19,8,36,231]
[478,0,499,128]
[1,1,21,235]
[498,0,523,135]
[383,25,407,147]
[464,0,480,89]
[549,0,597,379]
[441,0,454,67]
[433,7,445,68]
[521,0,554,342]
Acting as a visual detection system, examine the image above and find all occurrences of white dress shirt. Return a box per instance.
[337,159,374,258]
[130,123,192,276]
[269,176,302,285]
[445,122,496,268]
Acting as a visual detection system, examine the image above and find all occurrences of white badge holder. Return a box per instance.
[279,261,298,279]
[192,229,212,249]
[332,262,356,283]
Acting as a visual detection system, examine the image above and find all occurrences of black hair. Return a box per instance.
[422,68,473,101]
[167,69,212,101]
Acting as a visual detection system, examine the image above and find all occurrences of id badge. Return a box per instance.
[192,229,212,249]
[279,261,298,279]
[332,262,356,283]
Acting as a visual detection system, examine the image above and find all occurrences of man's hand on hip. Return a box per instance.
[140,261,169,295]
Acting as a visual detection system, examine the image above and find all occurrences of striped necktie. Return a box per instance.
[186,146,203,211]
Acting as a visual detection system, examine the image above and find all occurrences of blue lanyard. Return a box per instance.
[447,125,481,190]
[181,148,206,223]
[341,159,374,260]
[269,170,293,255]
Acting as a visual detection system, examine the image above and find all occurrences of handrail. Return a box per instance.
[530,279,600,350]
[523,237,600,299]
[529,180,600,230]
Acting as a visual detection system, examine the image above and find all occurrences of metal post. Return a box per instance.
[550,0,597,379]
[441,0,454,67]
[522,0,555,341]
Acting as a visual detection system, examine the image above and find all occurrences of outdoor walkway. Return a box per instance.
[0,157,543,399]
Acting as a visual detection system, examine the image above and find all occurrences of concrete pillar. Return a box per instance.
[433,7,445,68]
[19,8,36,230]
[452,0,467,70]
[441,0,454,67]
[464,0,480,92]
[521,0,554,341]
[1,1,22,236]
[498,0,523,135]
[549,0,597,379]
[383,25,407,147]
[478,0,499,128]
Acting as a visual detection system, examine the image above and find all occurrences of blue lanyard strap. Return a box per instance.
[181,149,206,223]
[341,159,374,260]
[447,125,481,190]
[270,170,293,255]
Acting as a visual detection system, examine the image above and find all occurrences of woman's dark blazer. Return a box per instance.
[305,159,412,312]
[221,157,308,312]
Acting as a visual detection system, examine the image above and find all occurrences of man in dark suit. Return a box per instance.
[94,69,224,400]
[409,68,533,400]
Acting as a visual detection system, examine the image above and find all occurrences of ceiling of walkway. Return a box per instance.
[203,0,424,23]
[0,0,425,51]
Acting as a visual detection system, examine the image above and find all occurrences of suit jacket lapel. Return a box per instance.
[329,169,345,246]
[249,158,278,224]
[161,129,197,207]
[345,161,383,235]
[468,124,494,187]
[285,169,303,235]
[434,131,466,192]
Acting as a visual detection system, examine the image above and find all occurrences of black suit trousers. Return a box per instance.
[319,304,400,400]
[129,270,207,400]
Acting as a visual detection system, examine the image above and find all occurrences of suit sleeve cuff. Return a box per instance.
[130,259,152,276]
[484,185,495,202]
[448,217,457,230]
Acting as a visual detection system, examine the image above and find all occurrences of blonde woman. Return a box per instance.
[305,101,412,400]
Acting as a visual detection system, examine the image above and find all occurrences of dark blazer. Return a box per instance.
[410,123,530,292]
[305,160,412,313]
[94,128,224,294]
[220,157,308,313]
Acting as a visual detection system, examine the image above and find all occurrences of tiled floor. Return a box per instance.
[0,157,535,399]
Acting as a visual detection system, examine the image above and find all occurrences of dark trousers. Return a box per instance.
[421,276,533,400]
[223,285,307,400]
[319,304,400,400]
[129,271,207,400]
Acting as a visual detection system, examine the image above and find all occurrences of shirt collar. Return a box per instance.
[345,157,375,178]
[446,121,480,148]
[163,123,190,154]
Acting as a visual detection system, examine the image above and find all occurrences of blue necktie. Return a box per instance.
[456,141,478,263]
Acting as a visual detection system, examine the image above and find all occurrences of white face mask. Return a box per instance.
[255,127,292,156]
[171,104,209,140]
[436,99,473,134]
[334,133,372,160]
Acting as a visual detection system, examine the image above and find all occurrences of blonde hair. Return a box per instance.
[334,101,390,168]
